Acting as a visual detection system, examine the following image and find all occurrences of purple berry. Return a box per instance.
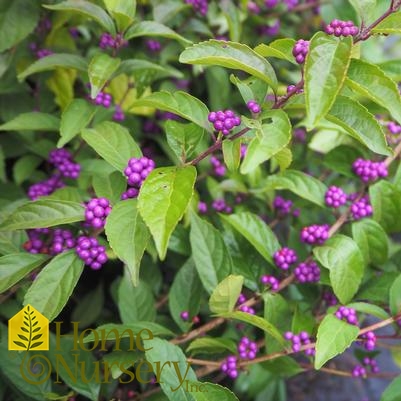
[212,198,232,214]
[146,39,162,52]
[246,100,261,114]
[294,260,320,283]
[335,306,359,325]
[325,20,359,37]
[221,355,238,378]
[351,196,373,220]
[325,186,347,208]
[76,235,108,270]
[238,336,258,360]
[292,39,309,64]
[208,109,241,135]
[300,224,329,245]
[260,275,280,291]
[185,0,208,15]
[180,311,189,321]
[85,198,112,228]
[273,196,293,216]
[352,158,388,183]
[273,248,297,270]
[124,157,155,188]
[198,201,208,214]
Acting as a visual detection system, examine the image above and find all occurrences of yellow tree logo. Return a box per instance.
[8,305,49,351]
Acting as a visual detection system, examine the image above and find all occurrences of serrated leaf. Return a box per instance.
[352,219,388,265]
[130,91,210,130]
[58,99,96,147]
[0,253,48,293]
[315,314,359,369]
[209,275,244,314]
[219,311,284,344]
[44,0,116,33]
[346,59,401,125]
[138,166,197,260]
[187,382,240,400]
[313,234,365,304]
[125,21,191,46]
[0,200,84,230]
[254,38,296,63]
[18,54,88,80]
[145,338,197,399]
[23,251,84,321]
[88,53,121,99]
[305,32,353,127]
[241,109,291,173]
[370,181,401,233]
[390,274,401,315]
[82,121,141,171]
[372,11,401,34]
[190,212,233,294]
[263,169,327,207]
[105,199,150,286]
[179,39,278,90]
[0,112,60,132]
[326,96,391,156]
[221,212,280,263]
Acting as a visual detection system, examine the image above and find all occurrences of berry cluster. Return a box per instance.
[208,110,241,135]
[294,260,320,283]
[260,275,280,291]
[325,186,347,208]
[335,306,359,325]
[292,39,309,64]
[284,331,315,355]
[322,290,338,306]
[221,355,239,378]
[237,293,255,315]
[259,21,280,36]
[48,148,81,179]
[23,229,51,254]
[246,100,261,114]
[99,33,128,50]
[273,196,293,216]
[352,357,379,378]
[113,105,125,122]
[50,229,76,255]
[122,157,155,199]
[145,39,162,52]
[36,49,53,59]
[273,247,298,270]
[359,331,377,351]
[351,196,373,220]
[210,156,226,176]
[238,337,258,360]
[84,198,112,229]
[76,236,108,270]
[28,175,64,200]
[325,20,359,37]
[352,158,388,183]
[300,224,329,245]
[185,0,208,16]
[92,91,113,108]
[212,198,232,214]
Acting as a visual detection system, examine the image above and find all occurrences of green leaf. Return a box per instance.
[88,53,121,99]
[348,0,376,23]
[23,251,84,321]
[116,59,183,78]
[117,273,156,322]
[13,155,42,185]
[346,59,401,125]
[0,253,48,293]
[254,39,296,63]
[131,91,210,130]
[58,99,97,147]
[378,60,401,81]
[390,274,401,315]
[44,0,116,34]
[315,314,359,369]
[0,200,84,231]
[187,382,240,400]
[81,322,174,343]
[313,234,365,304]
[125,21,191,46]
[0,112,60,132]
[381,375,401,401]
[165,120,206,162]
[179,39,278,90]
[370,181,401,233]
[347,302,390,320]
[272,147,292,171]
[326,96,391,156]
[145,338,197,399]
[222,139,241,172]
[209,275,244,314]
[305,32,353,127]
[92,171,126,205]
[138,166,197,260]
[190,212,233,294]
[186,337,237,355]
[18,54,88,81]
[103,0,136,31]
[82,121,141,171]
[263,170,327,207]
[351,219,388,265]
[221,212,280,263]
[241,110,291,173]
[0,0,39,52]
[169,258,203,331]
[105,199,150,286]
[102,350,141,379]
[219,311,284,345]
[372,11,401,34]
